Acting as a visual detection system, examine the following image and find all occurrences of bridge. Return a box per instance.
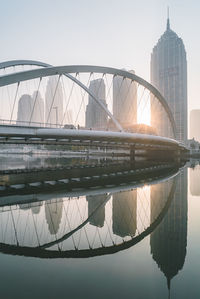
[0,60,186,160]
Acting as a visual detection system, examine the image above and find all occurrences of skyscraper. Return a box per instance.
[151,16,187,143]
[113,70,137,126]
[45,76,63,126]
[190,110,200,141]
[85,78,108,129]
[17,91,44,126]
[17,94,33,126]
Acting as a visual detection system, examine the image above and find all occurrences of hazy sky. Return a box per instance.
[0,0,199,112]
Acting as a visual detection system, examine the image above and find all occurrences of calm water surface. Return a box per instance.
[0,156,199,299]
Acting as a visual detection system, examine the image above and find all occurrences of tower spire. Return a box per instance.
[167,6,170,30]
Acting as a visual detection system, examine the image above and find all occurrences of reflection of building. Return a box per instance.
[190,110,200,142]
[113,70,137,126]
[17,92,44,126]
[45,76,63,126]
[151,17,187,142]
[45,199,63,235]
[190,166,200,196]
[150,169,188,290]
[112,190,137,237]
[86,194,108,227]
[31,202,43,214]
[85,79,108,129]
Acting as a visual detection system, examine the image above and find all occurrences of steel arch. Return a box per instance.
[0,62,177,137]
[0,61,123,131]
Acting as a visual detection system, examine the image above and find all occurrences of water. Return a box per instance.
[0,155,199,299]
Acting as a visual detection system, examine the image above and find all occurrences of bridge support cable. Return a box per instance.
[10,82,20,123]
[0,61,178,137]
[61,76,75,126]
[29,77,42,126]
[125,81,139,125]
[10,209,19,246]
[31,211,41,246]
[60,201,77,251]
[74,72,93,127]
[5,74,12,118]
[46,75,61,127]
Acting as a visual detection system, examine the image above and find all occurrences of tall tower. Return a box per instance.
[113,70,137,126]
[85,78,108,129]
[17,92,44,126]
[151,15,187,143]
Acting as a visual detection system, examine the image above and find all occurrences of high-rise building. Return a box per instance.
[17,94,33,126]
[150,169,188,290]
[190,110,200,141]
[45,76,63,126]
[17,92,44,126]
[151,17,187,143]
[113,70,137,126]
[112,190,137,237]
[85,78,108,129]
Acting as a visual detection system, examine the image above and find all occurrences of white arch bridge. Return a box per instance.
[0,60,186,159]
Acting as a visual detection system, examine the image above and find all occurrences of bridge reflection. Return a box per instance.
[0,164,186,253]
[0,162,188,295]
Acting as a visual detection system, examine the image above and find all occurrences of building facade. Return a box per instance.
[85,78,108,129]
[190,110,200,142]
[113,70,137,126]
[151,18,187,143]
[17,92,44,126]
[45,76,63,127]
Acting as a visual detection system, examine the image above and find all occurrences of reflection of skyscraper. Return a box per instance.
[17,92,44,126]
[45,199,63,235]
[86,194,108,227]
[151,17,187,142]
[190,166,200,196]
[31,202,43,214]
[113,70,137,126]
[45,76,63,126]
[150,169,188,290]
[112,190,137,237]
[85,78,108,129]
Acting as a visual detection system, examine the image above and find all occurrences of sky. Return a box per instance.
[0,0,200,114]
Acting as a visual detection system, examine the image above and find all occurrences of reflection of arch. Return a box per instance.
[0,61,176,137]
[0,172,177,259]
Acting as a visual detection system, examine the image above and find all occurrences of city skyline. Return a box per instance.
[0,0,199,117]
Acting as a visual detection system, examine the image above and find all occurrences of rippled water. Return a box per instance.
[0,155,199,299]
